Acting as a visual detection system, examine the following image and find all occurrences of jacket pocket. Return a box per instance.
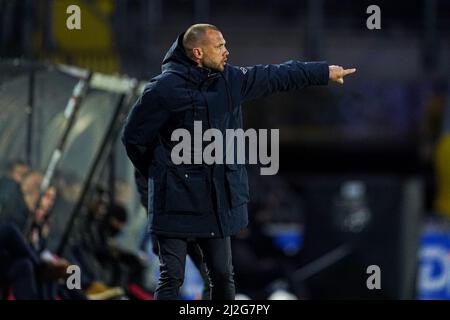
[165,166,211,214]
[225,164,250,208]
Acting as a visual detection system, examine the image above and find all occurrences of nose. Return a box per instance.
[224,47,229,57]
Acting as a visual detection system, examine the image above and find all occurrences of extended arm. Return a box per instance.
[236,61,356,102]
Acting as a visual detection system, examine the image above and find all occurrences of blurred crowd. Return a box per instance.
[0,161,152,300]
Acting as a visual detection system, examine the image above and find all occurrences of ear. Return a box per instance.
[192,47,203,60]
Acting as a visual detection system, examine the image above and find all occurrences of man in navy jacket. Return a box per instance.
[122,24,356,300]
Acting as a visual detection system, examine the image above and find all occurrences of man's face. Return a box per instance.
[12,164,29,183]
[200,30,229,72]
[21,172,43,210]
[40,186,56,212]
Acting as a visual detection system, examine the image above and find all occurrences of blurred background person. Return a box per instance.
[0,160,30,230]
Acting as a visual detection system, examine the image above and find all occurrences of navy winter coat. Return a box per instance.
[122,33,329,238]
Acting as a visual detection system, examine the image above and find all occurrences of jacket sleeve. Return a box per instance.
[134,169,148,210]
[121,82,170,178]
[236,60,329,103]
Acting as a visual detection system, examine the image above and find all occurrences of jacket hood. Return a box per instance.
[161,33,196,72]
[161,33,219,83]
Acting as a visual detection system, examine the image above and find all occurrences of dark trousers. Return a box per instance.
[186,241,211,300]
[154,236,235,300]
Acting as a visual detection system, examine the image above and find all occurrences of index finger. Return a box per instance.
[343,68,357,76]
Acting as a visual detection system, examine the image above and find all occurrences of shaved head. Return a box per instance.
[183,24,220,53]
[182,24,229,72]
